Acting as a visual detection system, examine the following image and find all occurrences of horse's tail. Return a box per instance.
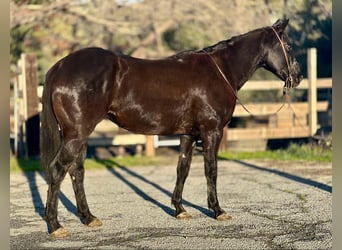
[40,66,62,174]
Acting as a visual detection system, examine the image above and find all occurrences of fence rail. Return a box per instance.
[228,78,331,140]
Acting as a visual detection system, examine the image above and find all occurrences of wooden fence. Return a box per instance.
[226,48,331,143]
[11,53,39,158]
[226,78,331,140]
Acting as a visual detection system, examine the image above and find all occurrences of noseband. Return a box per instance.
[270,26,293,94]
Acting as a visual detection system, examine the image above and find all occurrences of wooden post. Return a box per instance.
[219,126,227,151]
[308,48,317,136]
[17,55,27,158]
[16,53,40,158]
[17,56,26,120]
[13,75,19,156]
[145,135,155,156]
[24,53,39,118]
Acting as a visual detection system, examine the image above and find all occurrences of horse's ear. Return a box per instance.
[272,18,289,34]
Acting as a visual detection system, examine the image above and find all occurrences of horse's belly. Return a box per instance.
[108,109,193,135]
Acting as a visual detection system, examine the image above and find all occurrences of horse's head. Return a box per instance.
[262,19,303,91]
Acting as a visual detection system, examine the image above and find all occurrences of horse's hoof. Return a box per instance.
[176,212,192,219]
[216,212,232,221]
[50,227,69,238]
[87,218,102,227]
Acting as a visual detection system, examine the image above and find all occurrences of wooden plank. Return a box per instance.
[294,115,308,127]
[295,78,332,89]
[240,78,331,91]
[219,126,227,151]
[88,134,146,146]
[145,135,155,156]
[24,53,39,119]
[233,101,329,117]
[227,127,310,140]
[308,48,317,136]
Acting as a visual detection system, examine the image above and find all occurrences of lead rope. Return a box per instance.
[202,49,286,117]
[270,27,308,131]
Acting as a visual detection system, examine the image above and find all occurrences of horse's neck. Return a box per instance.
[215,38,265,91]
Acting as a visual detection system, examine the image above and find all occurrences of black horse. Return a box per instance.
[40,19,302,237]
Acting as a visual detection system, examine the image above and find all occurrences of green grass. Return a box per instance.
[10,157,42,172]
[10,155,163,173]
[84,156,161,170]
[10,143,331,173]
[218,143,332,163]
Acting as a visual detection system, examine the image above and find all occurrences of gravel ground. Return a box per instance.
[10,159,332,249]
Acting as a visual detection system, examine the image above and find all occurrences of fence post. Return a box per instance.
[15,53,40,158]
[219,126,227,151]
[307,48,317,136]
[145,135,155,156]
[13,74,19,156]
[16,55,27,158]
[24,53,39,118]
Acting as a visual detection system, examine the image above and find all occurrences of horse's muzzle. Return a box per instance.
[288,60,303,88]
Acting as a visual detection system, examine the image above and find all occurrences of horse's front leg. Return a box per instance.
[201,128,232,221]
[172,135,196,219]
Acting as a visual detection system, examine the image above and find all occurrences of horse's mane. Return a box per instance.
[167,40,234,60]
[201,39,235,52]
[168,27,268,60]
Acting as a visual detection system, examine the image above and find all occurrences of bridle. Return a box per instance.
[202,25,294,116]
[270,26,293,94]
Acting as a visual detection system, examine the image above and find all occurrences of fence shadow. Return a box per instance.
[231,159,332,193]
[95,158,213,218]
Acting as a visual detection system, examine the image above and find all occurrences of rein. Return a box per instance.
[201,49,256,116]
[202,25,295,117]
[202,50,287,117]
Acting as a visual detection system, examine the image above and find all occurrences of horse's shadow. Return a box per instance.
[95,157,213,218]
[20,152,212,234]
[17,161,78,233]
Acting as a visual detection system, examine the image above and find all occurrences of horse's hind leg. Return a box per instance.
[45,138,91,237]
[172,135,196,219]
[45,139,78,237]
[68,143,102,227]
